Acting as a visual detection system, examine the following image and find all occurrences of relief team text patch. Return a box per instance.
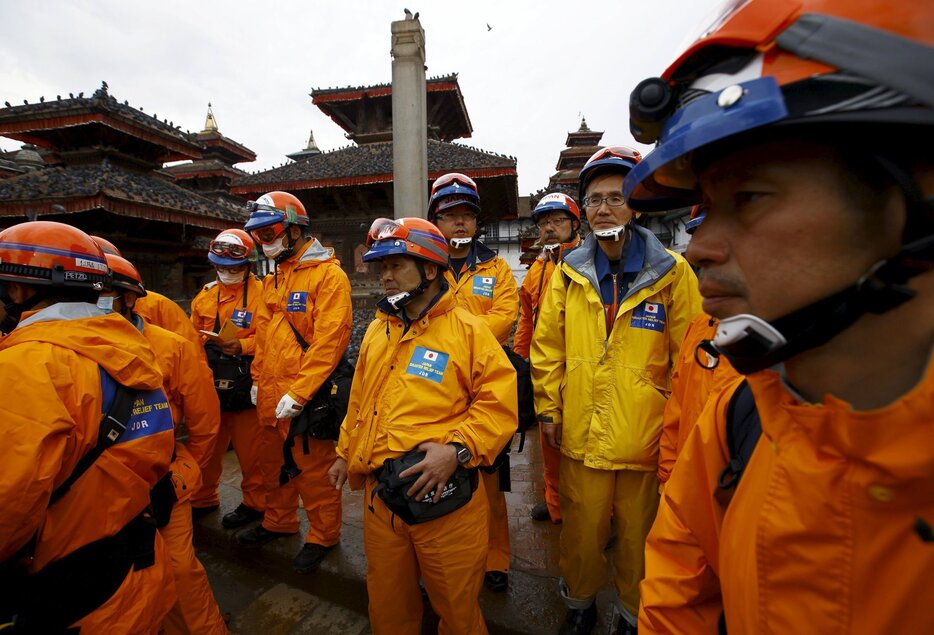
[287,291,308,312]
[231,309,253,328]
[630,301,667,332]
[406,346,450,384]
[472,276,495,298]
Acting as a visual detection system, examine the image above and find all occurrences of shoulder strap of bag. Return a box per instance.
[716,380,762,498]
[47,369,139,507]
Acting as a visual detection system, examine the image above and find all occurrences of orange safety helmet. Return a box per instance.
[90,235,122,257]
[531,192,582,224]
[0,221,110,291]
[208,228,256,266]
[625,0,934,212]
[104,253,147,297]
[362,217,449,267]
[244,190,309,245]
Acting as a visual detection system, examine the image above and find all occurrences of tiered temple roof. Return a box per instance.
[311,74,473,144]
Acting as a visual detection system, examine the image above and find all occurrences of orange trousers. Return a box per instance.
[364,478,489,635]
[479,470,510,573]
[255,422,341,545]
[192,408,265,512]
[72,532,176,634]
[541,432,562,522]
[160,501,228,635]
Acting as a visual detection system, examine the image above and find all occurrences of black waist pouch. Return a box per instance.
[203,342,254,412]
[371,451,478,526]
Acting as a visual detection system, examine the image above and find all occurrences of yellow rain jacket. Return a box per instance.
[531,227,701,470]
[190,274,267,356]
[513,237,581,359]
[252,239,352,415]
[0,304,176,631]
[444,241,519,345]
[337,288,518,490]
[135,290,204,356]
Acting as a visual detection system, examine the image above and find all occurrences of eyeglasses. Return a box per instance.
[209,240,249,259]
[582,195,627,209]
[434,209,478,223]
[536,216,572,228]
[249,224,286,245]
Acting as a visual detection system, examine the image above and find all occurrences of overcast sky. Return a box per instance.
[1,0,725,196]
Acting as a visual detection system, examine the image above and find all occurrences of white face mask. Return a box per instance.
[262,234,288,259]
[217,270,245,286]
[96,295,116,313]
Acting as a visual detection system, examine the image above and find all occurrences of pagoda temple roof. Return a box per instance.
[195,130,256,165]
[232,139,514,193]
[311,74,473,143]
[0,83,203,163]
[0,161,246,229]
[161,158,248,181]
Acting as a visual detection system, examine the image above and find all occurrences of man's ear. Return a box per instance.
[423,262,440,281]
[123,292,138,311]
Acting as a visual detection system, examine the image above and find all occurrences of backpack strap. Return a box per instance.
[715,380,762,503]
[286,318,309,352]
[47,370,138,507]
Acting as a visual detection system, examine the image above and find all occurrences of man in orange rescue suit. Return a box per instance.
[328,217,518,634]
[625,1,934,633]
[0,221,176,633]
[242,191,351,575]
[428,172,519,593]
[531,147,701,635]
[190,229,269,529]
[514,192,583,524]
[101,252,227,635]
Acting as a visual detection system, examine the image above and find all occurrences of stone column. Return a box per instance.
[391,15,428,219]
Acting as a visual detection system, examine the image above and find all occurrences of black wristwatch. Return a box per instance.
[450,442,472,466]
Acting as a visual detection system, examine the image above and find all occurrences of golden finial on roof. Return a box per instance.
[305,129,320,152]
[201,102,218,133]
[579,116,590,132]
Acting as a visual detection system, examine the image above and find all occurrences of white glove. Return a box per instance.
[275,393,304,419]
[250,384,258,406]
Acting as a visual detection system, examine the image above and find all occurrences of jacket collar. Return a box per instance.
[563,225,676,299]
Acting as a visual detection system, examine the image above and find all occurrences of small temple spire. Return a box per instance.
[579,115,590,132]
[201,103,218,133]
[305,129,320,153]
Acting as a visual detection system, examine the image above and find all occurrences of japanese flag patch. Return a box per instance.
[472,276,495,299]
[286,291,307,312]
[630,301,666,332]
[406,346,450,383]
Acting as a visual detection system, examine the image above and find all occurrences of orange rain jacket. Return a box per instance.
[657,314,739,484]
[513,238,581,359]
[0,304,176,630]
[337,289,518,490]
[252,239,352,416]
[640,363,934,634]
[137,315,220,502]
[190,274,267,355]
[135,290,205,357]
[443,242,519,345]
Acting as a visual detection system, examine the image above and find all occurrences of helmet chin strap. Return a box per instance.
[698,231,934,375]
[385,261,432,311]
[594,219,634,242]
[449,237,473,249]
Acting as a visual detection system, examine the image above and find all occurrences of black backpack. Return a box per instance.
[714,379,762,508]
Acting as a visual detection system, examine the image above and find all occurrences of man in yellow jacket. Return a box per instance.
[242,191,351,575]
[428,172,520,593]
[531,147,701,634]
[328,217,517,634]
[514,192,583,524]
[625,2,934,633]
[190,229,269,528]
[0,221,176,633]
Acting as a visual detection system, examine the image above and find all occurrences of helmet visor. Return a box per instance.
[431,173,478,196]
[249,223,286,245]
[366,218,408,247]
